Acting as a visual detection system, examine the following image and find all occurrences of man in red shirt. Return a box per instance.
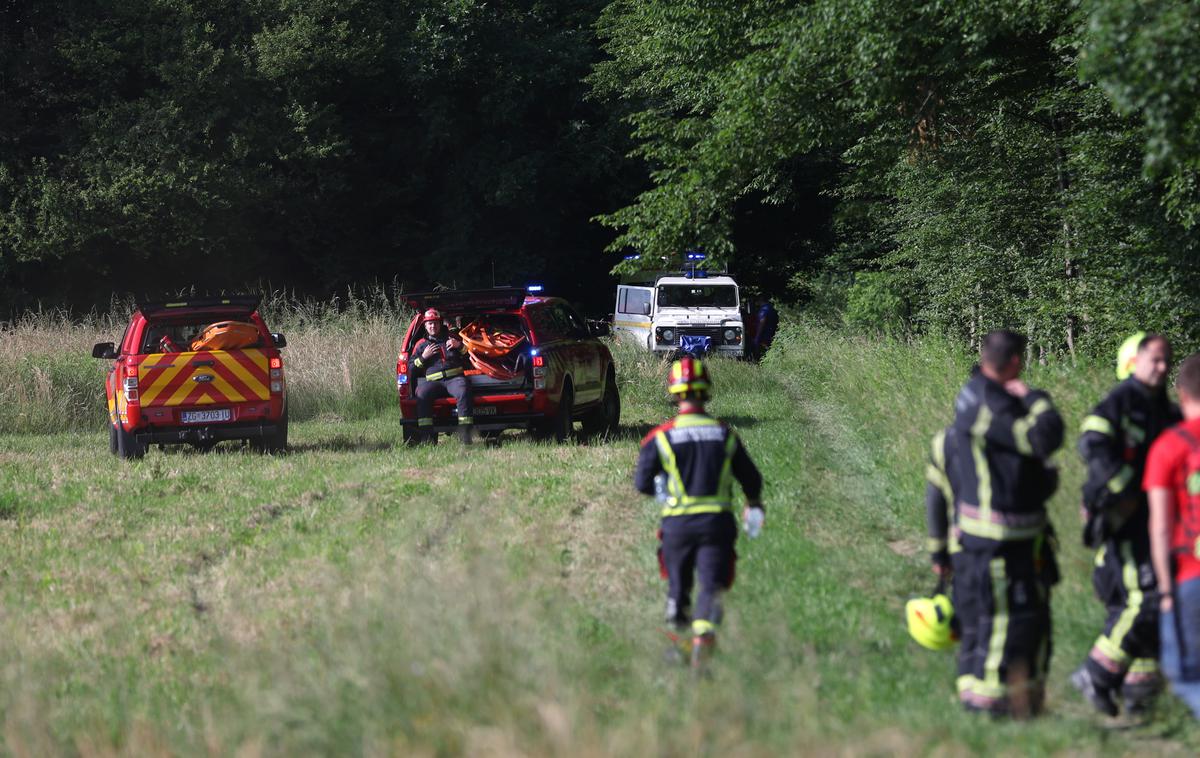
[1144,353,1200,718]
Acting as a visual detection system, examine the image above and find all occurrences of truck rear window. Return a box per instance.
[141,318,262,354]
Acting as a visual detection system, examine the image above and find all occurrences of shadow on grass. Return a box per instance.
[285,437,394,454]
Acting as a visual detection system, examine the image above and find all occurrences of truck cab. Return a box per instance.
[613,272,745,357]
[396,288,620,443]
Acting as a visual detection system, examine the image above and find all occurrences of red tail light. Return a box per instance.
[269,356,283,369]
[532,355,545,367]
[125,365,138,377]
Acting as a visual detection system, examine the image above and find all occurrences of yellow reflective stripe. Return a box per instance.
[926,537,948,552]
[925,463,951,495]
[458,417,473,425]
[957,675,1006,699]
[426,367,464,381]
[957,516,1045,542]
[1094,544,1107,567]
[716,433,737,503]
[1107,464,1134,493]
[692,619,716,636]
[1080,414,1115,436]
[654,432,683,504]
[214,350,269,399]
[418,418,433,427]
[1123,418,1146,444]
[412,357,424,368]
[139,361,189,405]
[661,503,731,517]
[1129,658,1160,675]
[613,318,651,328]
[971,404,994,518]
[1105,541,1144,657]
[1012,398,1052,456]
[673,414,720,428]
[984,558,1009,689]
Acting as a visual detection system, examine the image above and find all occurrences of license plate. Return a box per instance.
[475,406,497,415]
[180,409,232,424]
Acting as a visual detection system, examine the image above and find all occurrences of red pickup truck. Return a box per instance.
[92,296,288,459]
[396,288,620,443]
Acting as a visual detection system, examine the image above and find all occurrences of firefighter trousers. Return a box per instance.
[953,539,1053,716]
[659,512,737,637]
[415,376,473,431]
[1085,533,1160,693]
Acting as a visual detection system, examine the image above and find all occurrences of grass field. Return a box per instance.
[2,317,1199,755]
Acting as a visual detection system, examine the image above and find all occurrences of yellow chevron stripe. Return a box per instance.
[206,371,246,403]
[165,375,202,406]
[140,360,190,405]
[213,351,268,399]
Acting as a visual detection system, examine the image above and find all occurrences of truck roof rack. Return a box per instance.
[404,287,529,312]
[136,295,261,318]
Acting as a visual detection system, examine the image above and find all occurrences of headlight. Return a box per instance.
[661,329,674,344]
[724,329,736,342]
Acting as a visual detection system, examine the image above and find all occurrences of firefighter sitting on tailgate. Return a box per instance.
[411,308,474,443]
[634,357,764,670]
[949,330,1064,717]
[1072,333,1179,717]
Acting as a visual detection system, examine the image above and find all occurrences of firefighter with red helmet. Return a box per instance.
[634,357,764,670]
[411,308,474,443]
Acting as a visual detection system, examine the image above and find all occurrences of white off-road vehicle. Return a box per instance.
[612,272,745,358]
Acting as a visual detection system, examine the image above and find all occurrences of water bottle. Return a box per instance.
[745,507,764,539]
[654,473,669,503]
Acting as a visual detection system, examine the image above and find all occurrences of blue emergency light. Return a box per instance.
[684,251,706,261]
[623,254,641,261]
[527,284,544,293]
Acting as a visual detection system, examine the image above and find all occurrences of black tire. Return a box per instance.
[402,424,421,447]
[581,372,620,438]
[116,423,146,460]
[252,405,289,454]
[109,423,118,455]
[548,385,575,443]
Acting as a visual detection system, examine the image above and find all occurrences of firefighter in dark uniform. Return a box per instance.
[412,308,474,443]
[1071,333,1178,717]
[948,330,1064,717]
[634,357,763,670]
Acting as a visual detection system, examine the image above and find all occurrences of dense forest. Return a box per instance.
[2,1,1199,355]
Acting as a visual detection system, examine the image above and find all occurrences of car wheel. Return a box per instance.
[252,405,289,454]
[116,423,146,460]
[551,385,574,443]
[402,424,421,447]
[581,372,620,438]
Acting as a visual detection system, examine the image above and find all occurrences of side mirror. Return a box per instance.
[92,342,118,360]
[272,333,287,348]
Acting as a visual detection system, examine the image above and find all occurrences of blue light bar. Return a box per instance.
[527,284,544,293]
[685,251,706,261]
[623,254,641,261]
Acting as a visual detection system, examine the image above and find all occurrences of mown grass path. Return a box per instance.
[0,331,1197,755]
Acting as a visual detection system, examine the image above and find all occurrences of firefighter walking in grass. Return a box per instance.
[949,330,1064,716]
[1071,333,1179,717]
[634,357,764,670]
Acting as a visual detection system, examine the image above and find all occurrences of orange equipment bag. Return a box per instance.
[459,321,526,380]
[190,321,260,351]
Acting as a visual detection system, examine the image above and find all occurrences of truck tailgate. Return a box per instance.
[137,350,271,408]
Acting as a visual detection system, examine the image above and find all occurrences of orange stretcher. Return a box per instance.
[459,322,525,380]
[190,321,260,351]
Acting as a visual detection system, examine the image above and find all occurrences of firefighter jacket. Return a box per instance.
[412,332,468,381]
[634,412,762,518]
[948,370,1064,544]
[1079,377,1180,546]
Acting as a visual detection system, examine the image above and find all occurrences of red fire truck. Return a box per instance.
[396,288,620,443]
[93,296,288,458]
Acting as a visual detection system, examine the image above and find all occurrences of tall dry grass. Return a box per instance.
[0,285,415,434]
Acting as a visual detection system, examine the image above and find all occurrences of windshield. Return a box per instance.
[656,284,737,308]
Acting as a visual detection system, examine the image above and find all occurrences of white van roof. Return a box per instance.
[654,275,738,287]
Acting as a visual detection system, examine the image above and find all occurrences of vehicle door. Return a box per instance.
[556,303,601,403]
[613,286,653,349]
